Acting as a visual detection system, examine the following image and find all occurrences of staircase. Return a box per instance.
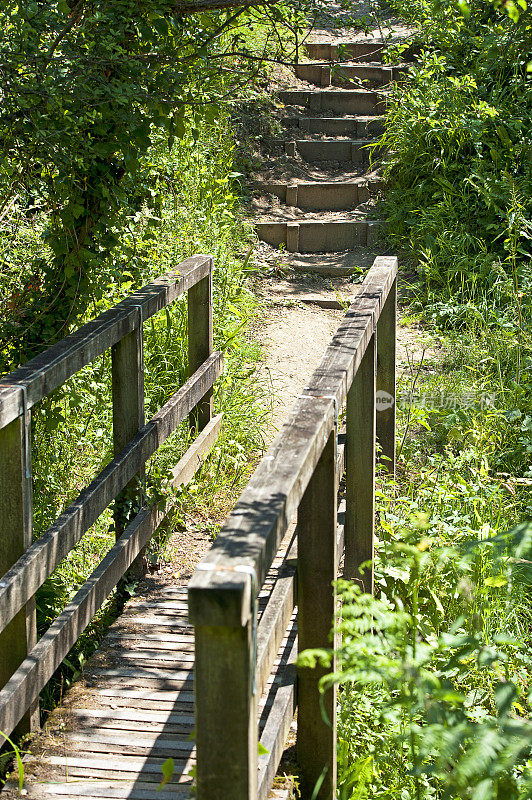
[254,40,401,276]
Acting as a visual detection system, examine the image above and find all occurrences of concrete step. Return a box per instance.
[253,203,377,223]
[255,159,376,183]
[281,115,384,137]
[333,63,406,88]
[276,138,383,164]
[295,62,405,88]
[256,178,381,210]
[278,89,385,115]
[255,218,381,252]
[305,41,387,61]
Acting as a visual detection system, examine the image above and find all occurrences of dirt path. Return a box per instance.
[258,302,345,435]
[252,32,423,440]
[258,290,433,441]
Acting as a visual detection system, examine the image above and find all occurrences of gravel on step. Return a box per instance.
[255,156,380,182]
[251,202,378,222]
[255,246,390,276]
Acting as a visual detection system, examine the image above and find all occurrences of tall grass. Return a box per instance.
[325,329,532,798]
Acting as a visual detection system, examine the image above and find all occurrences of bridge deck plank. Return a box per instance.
[2,527,297,800]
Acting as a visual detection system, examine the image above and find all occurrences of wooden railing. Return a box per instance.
[189,255,398,800]
[0,255,223,739]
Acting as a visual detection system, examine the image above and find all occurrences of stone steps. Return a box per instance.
[253,38,394,265]
[255,160,375,183]
[273,293,354,309]
[278,89,385,115]
[281,115,384,137]
[276,138,383,163]
[256,179,381,210]
[295,62,405,88]
[255,218,381,252]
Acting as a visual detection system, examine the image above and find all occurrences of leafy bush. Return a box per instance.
[381,0,532,311]
[296,2,532,797]
[303,520,532,799]
[16,108,271,719]
[0,0,307,351]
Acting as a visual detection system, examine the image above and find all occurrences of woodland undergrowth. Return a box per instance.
[4,111,272,740]
[307,1,532,797]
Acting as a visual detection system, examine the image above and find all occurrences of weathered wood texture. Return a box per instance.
[0,353,222,634]
[0,255,221,742]
[256,532,296,698]
[257,633,297,800]
[344,333,376,592]
[195,617,258,800]
[189,255,397,628]
[376,277,397,476]
[302,256,397,408]
[188,272,213,432]
[1,520,298,800]
[0,255,212,430]
[0,414,222,738]
[0,413,39,734]
[112,326,145,574]
[189,395,336,628]
[189,255,397,800]
[0,254,396,800]
[297,430,337,800]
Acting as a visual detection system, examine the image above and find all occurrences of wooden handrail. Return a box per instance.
[188,256,397,624]
[0,353,223,632]
[189,255,398,800]
[0,254,211,429]
[0,254,221,739]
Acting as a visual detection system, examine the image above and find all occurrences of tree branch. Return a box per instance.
[43,0,84,69]
[172,0,279,14]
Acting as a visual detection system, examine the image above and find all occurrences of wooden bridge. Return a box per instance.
[0,34,401,800]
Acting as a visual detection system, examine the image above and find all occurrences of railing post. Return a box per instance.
[193,601,257,799]
[188,262,213,433]
[297,428,337,800]
[344,333,376,593]
[0,407,39,735]
[112,325,145,573]
[376,279,397,477]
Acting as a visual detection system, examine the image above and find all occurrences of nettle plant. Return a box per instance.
[300,522,532,800]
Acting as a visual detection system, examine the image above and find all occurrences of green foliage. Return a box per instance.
[314,318,532,795]
[0,732,24,793]
[13,107,271,721]
[381,0,532,315]
[310,521,532,799]
[0,0,326,359]
[306,329,532,797]
[158,757,175,790]
[289,3,532,797]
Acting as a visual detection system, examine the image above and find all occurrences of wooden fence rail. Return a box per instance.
[0,255,223,740]
[189,255,398,800]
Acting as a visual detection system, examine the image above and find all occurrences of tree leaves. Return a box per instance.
[158,757,174,790]
[0,0,329,355]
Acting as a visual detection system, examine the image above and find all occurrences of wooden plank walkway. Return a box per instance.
[3,528,298,800]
